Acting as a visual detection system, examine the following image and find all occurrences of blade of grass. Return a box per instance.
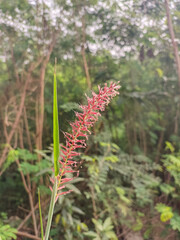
[45,58,60,240]
[38,188,44,240]
[44,177,58,240]
[53,58,60,177]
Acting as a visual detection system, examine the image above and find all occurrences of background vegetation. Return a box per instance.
[0,0,180,239]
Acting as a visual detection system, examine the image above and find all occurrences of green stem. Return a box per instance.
[44,177,58,240]
[38,188,44,240]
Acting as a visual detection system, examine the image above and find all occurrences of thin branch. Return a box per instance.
[0,76,30,169]
[16,159,38,237]
[17,197,50,231]
[18,122,24,149]
[18,202,38,230]
[17,231,41,240]
[24,107,33,152]
[16,159,29,193]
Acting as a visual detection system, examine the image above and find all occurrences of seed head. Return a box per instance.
[51,82,120,201]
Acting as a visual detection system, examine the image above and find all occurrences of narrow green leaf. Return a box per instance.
[103,217,112,229]
[84,231,98,237]
[38,188,44,240]
[53,58,60,176]
[45,177,58,240]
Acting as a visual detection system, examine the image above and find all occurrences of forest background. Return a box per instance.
[0,0,180,239]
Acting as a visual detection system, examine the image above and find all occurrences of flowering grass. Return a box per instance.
[44,78,120,240]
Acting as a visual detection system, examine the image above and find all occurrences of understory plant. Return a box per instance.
[43,68,120,239]
[0,213,17,240]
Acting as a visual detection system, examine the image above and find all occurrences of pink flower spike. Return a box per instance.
[51,82,120,202]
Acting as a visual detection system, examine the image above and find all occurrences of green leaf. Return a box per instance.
[132,218,143,231]
[38,185,51,196]
[105,231,118,240]
[95,184,101,193]
[60,102,80,112]
[143,227,152,239]
[3,149,18,171]
[119,195,131,205]
[0,224,17,240]
[116,187,125,195]
[160,183,175,195]
[155,203,171,213]
[65,183,81,194]
[116,187,131,204]
[160,211,173,222]
[19,162,39,174]
[117,203,129,216]
[111,143,120,151]
[155,203,174,222]
[38,189,44,240]
[165,141,175,153]
[99,142,110,148]
[105,155,119,163]
[92,218,103,231]
[170,213,180,231]
[3,232,17,239]
[72,206,85,215]
[103,217,112,229]
[53,61,60,177]
[156,68,163,78]
[84,231,98,237]
[137,212,145,217]
[0,225,11,231]
[81,223,88,231]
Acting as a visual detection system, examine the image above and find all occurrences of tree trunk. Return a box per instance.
[165,0,180,88]
[81,14,91,90]
[36,64,46,161]
[35,33,57,160]
[165,0,180,135]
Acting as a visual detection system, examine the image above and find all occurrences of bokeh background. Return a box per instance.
[0,0,180,239]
